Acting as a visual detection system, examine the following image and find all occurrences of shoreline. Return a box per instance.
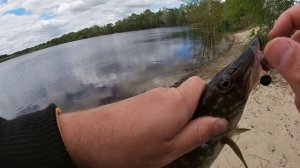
[171,29,250,87]
[194,29,251,80]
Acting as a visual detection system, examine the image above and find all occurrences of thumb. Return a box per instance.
[168,117,229,161]
[264,37,300,94]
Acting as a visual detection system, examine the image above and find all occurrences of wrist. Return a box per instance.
[58,108,114,168]
[58,112,89,167]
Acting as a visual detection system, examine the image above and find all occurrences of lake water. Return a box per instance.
[0,27,231,119]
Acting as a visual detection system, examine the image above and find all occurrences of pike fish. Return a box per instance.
[167,34,264,168]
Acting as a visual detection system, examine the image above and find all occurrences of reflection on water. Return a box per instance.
[0,27,230,119]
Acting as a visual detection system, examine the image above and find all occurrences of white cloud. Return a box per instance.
[0,0,181,55]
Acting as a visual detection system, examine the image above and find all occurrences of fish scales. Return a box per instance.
[166,34,264,168]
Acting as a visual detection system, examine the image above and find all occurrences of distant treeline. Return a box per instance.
[1,7,188,62]
[0,54,11,63]
[1,0,299,63]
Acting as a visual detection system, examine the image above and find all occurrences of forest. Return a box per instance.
[0,0,299,62]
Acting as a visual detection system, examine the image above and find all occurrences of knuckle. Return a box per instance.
[158,142,176,167]
[166,88,182,101]
[150,87,166,95]
[153,87,184,105]
[193,123,208,145]
[190,76,205,85]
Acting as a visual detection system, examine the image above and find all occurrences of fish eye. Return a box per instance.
[222,80,231,89]
[218,78,233,92]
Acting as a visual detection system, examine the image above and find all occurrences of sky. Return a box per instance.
[0,0,182,55]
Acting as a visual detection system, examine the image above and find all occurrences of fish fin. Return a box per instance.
[233,128,251,137]
[223,138,248,168]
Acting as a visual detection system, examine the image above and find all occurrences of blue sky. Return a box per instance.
[4,7,31,15]
[0,0,182,55]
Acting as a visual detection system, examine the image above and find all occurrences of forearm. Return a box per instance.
[58,107,126,168]
[58,108,97,168]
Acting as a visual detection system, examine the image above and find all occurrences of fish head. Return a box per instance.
[196,34,264,128]
[168,35,264,168]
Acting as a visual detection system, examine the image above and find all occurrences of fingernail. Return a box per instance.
[257,51,273,71]
[261,58,274,71]
[265,38,295,68]
[214,119,229,136]
[273,41,294,68]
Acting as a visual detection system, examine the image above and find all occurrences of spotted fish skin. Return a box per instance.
[166,34,263,168]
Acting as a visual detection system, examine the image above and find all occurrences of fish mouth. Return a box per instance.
[229,34,263,92]
[244,34,264,90]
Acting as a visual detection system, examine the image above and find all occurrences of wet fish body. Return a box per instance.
[167,34,264,168]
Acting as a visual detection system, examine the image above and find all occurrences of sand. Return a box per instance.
[200,30,300,168]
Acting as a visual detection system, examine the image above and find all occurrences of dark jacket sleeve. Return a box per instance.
[0,104,76,168]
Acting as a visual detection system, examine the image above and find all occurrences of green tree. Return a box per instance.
[184,0,223,57]
[259,0,293,36]
[223,0,262,30]
[185,0,223,32]
[223,0,294,38]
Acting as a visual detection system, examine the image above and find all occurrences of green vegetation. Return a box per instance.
[184,0,224,56]
[1,0,299,63]
[223,0,296,38]
[185,0,297,36]
[183,0,298,53]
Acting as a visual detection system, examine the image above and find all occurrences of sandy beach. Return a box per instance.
[200,30,300,168]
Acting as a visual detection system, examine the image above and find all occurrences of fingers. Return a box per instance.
[264,37,300,95]
[176,76,207,119]
[269,5,300,39]
[142,76,206,129]
[292,30,300,43]
[102,76,207,140]
[169,117,229,160]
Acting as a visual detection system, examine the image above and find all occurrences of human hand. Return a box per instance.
[264,5,300,111]
[58,76,229,168]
